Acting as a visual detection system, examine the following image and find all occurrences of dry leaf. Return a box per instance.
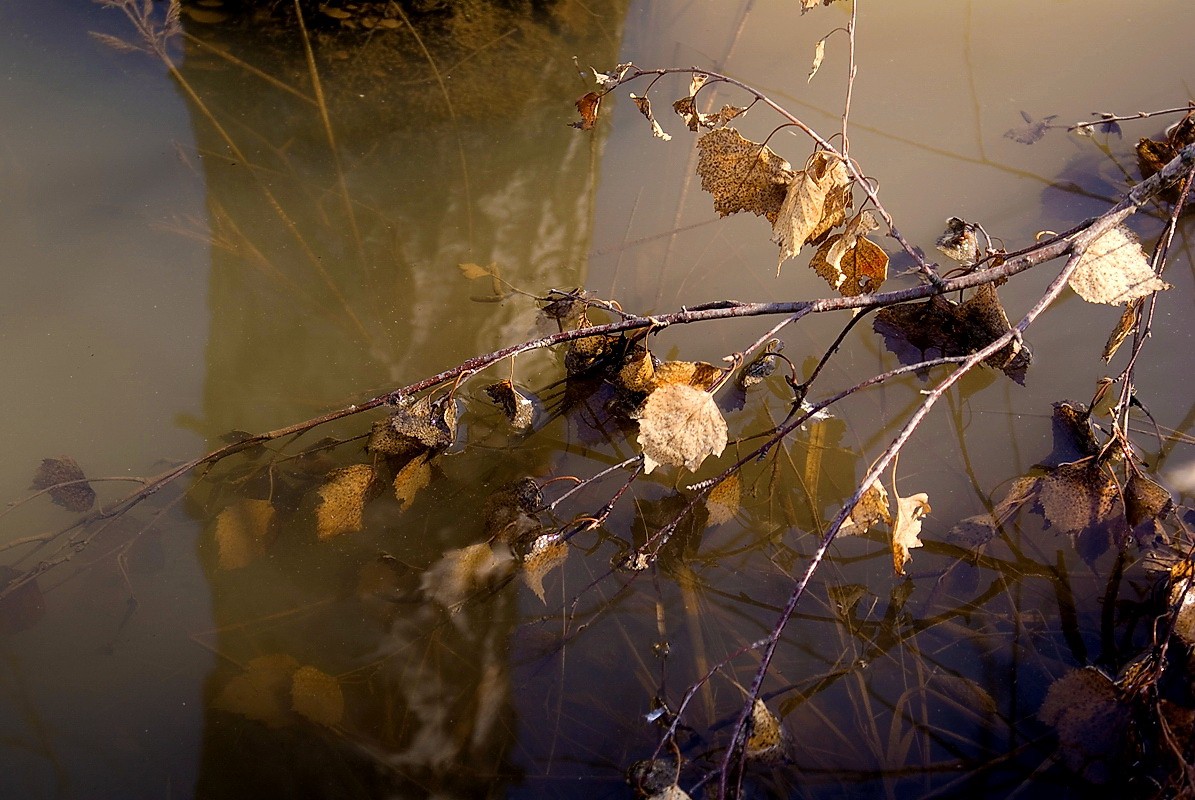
[1069,225,1170,305]
[214,654,301,728]
[291,665,344,727]
[737,339,783,389]
[696,127,793,223]
[1124,472,1172,527]
[1170,574,1195,646]
[420,542,515,612]
[773,150,850,273]
[522,533,568,603]
[1039,668,1132,784]
[458,261,495,280]
[618,344,656,393]
[891,492,930,575]
[393,452,433,511]
[745,699,787,761]
[315,464,377,540]
[386,394,458,451]
[1034,462,1121,562]
[672,73,709,131]
[1102,300,1139,362]
[808,37,827,82]
[935,217,981,265]
[630,93,671,141]
[484,380,533,429]
[1004,111,1057,145]
[652,360,724,391]
[841,479,893,535]
[636,383,728,474]
[809,210,888,295]
[214,498,275,570]
[482,478,543,543]
[705,474,741,526]
[31,456,96,512]
[800,0,845,11]
[571,91,601,130]
[948,476,1039,546]
[646,785,692,800]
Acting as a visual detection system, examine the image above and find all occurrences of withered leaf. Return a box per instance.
[705,473,741,526]
[315,464,378,540]
[947,476,1039,547]
[892,491,930,576]
[808,36,827,82]
[618,343,656,394]
[214,654,301,728]
[652,360,724,392]
[1035,462,1121,560]
[646,785,692,800]
[420,542,515,612]
[672,73,709,132]
[1171,574,1195,647]
[773,150,851,272]
[458,261,496,280]
[629,93,671,141]
[31,456,96,512]
[393,452,433,511]
[745,699,787,762]
[636,383,728,474]
[522,532,568,603]
[388,394,458,451]
[1124,472,1172,527]
[737,339,783,389]
[291,665,344,727]
[484,380,533,429]
[1040,401,1100,468]
[809,210,888,295]
[840,479,892,535]
[935,217,980,265]
[1004,111,1057,145]
[214,498,276,570]
[482,478,543,543]
[1039,668,1131,784]
[571,91,601,131]
[1070,225,1170,305]
[800,0,845,11]
[696,127,793,223]
[1102,300,1139,362]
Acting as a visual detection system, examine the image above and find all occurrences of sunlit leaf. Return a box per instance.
[214,498,276,570]
[393,452,433,511]
[646,785,692,800]
[420,542,515,612]
[214,654,301,728]
[521,533,568,603]
[571,91,601,130]
[1102,300,1139,362]
[696,127,793,223]
[458,261,496,280]
[652,360,724,391]
[745,699,787,761]
[809,210,888,295]
[705,474,741,526]
[315,464,378,540]
[773,150,850,273]
[840,479,892,535]
[630,93,672,141]
[1039,668,1132,784]
[387,394,458,451]
[1170,571,1195,646]
[892,491,930,575]
[1069,225,1170,305]
[291,665,344,727]
[737,339,783,389]
[800,0,846,11]
[935,217,981,265]
[636,383,728,474]
[618,343,656,394]
[31,456,96,512]
[672,73,709,132]
[484,380,534,429]
[807,36,827,82]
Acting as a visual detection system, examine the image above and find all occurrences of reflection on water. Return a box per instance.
[1,0,1193,798]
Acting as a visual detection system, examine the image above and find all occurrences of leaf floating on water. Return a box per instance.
[1124,472,1172,528]
[627,758,685,799]
[214,654,301,728]
[705,474,741,526]
[571,91,601,130]
[315,464,378,540]
[393,452,433,511]
[696,127,793,223]
[291,665,344,727]
[629,93,671,141]
[809,210,888,295]
[214,498,276,570]
[31,456,96,513]
[420,542,515,612]
[1102,300,1139,362]
[521,533,568,603]
[840,479,893,535]
[636,383,728,474]
[891,491,930,575]
[935,217,981,265]
[458,261,495,280]
[1004,110,1057,144]
[745,699,787,761]
[652,360,725,392]
[618,343,656,394]
[482,478,543,543]
[1069,225,1170,305]
[388,394,458,451]
[773,150,851,273]
[1039,668,1132,784]
[948,476,1039,547]
[1035,462,1120,560]
[737,339,783,389]
[483,380,534,429]
[1039,401,1100,468]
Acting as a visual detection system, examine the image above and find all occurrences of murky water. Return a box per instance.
[2,1,1193,798]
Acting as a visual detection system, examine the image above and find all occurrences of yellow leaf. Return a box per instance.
[291,665,344,727]
[892,491,930,575]
[1102,300,1139,362]
[841,479,893,535]
[214,654,300,728]
[315,464,377,540]
[745,699,787,761]
[521,533,568,603]
[705,474,741,526]
[696,127,793,223]
[630,93,672,141]
[483,380,534,429]
[214,498,275,570]
[457,262,496,280]
[773,150,850,273]
[393,452,433,511]
[618,344,656,393]
[1069,225,1171,305]
[810,210,888,295]
[808,36,827,82]
[636,383,728,474]
[652,360,724,391]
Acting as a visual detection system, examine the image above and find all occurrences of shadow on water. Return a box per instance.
[1,1,1194,798]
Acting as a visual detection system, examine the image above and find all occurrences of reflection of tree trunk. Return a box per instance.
[178,3,627,795]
